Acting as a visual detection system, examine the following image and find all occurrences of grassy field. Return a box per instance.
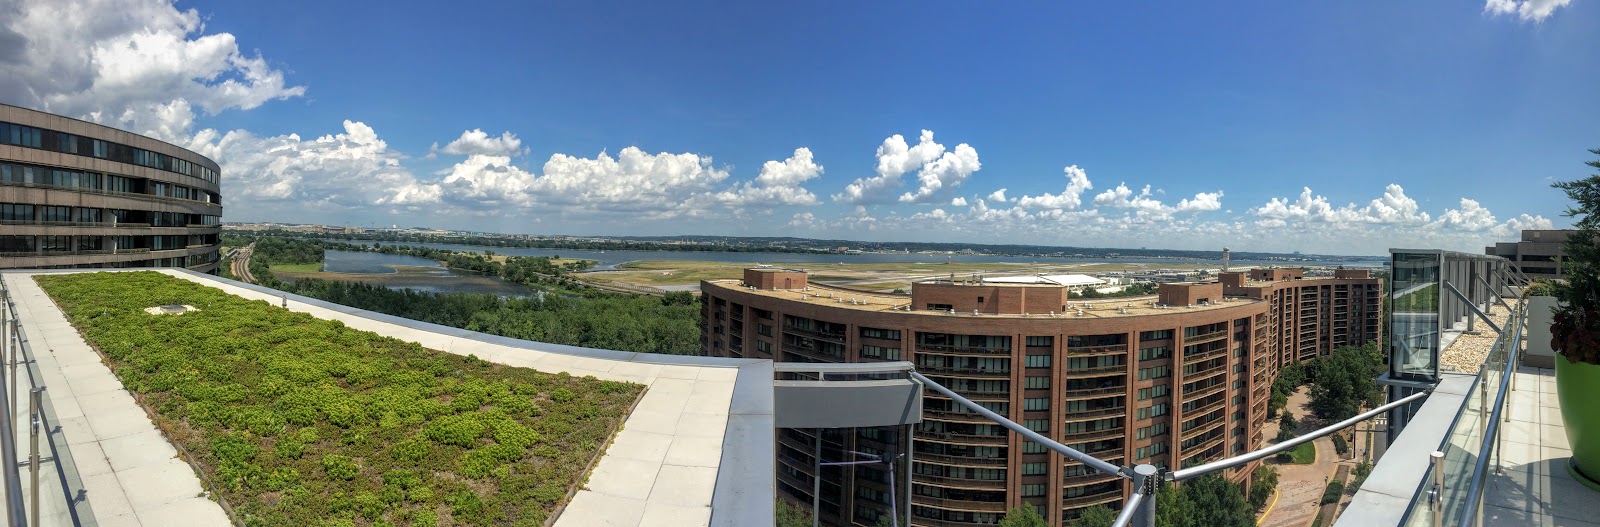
[1282,442,1317,464]
[268,262,324,273]
[38,272,641,526]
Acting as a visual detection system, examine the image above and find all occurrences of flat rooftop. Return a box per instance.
[708,280,1258,319]
[4,269,773,527]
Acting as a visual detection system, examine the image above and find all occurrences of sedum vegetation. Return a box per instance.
[38,272,644,527]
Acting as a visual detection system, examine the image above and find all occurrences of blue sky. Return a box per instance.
[1,0,1592,254]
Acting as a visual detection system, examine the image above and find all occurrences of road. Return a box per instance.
[230,242,256,284]
[1260,387,1343,527]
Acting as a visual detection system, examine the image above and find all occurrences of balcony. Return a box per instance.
[916,343,1012,356]
[911,472,1007,490]
[910,494,1008,513]
[782,325,846,343]
[1067,344,1128,356]
[1061,427,1126,443]
[1181,382,1226,402]
[1182,330,1228,344]
[781,345,844,363]
[1063,470,1123,486]
[915,364,1011,377]
[916,429,1008,446]
[914,451,1008,467]
[1179,417,1225,442]
[1061,488,1124,508]
[1062,385,1128,399]
[1062,405,1128,422]
[1062,364,1128,378]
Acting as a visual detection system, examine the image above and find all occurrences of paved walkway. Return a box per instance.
[1260,387,1341,527]
[4,273,231,527]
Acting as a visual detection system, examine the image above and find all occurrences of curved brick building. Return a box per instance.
[702,267,1381,526]
[0,104,222,272]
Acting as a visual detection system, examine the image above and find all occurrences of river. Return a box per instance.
[335,241,1383,271]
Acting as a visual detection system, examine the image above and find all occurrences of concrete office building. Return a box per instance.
[702,267,1382,526]
[0,104,222,272]
[1486,229,1574,279]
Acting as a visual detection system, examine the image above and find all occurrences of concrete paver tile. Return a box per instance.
[586,457,662,500]
[649,465,718,507]
[555,492,646,527]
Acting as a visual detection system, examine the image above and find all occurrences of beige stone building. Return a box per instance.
[0,104,221,272]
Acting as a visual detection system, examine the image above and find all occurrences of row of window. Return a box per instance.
[1136,423,1170,440]
[1136,385,1170,400]
[1135,442,1169,460]
[0,203,217,226]
[1,160,218,204]
[0,234,217,254]
[1136,403,1170,420]
[2,120,219,183]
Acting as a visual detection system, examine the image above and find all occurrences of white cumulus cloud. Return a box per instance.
[834,130,980,204]
[437,129,526,157]
[1016,165,1095,209]
[0,0,306,142]
[1484,0,1571,22]
[712,147,825,207]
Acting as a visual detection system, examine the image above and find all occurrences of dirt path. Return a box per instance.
[1260,387,1341,527]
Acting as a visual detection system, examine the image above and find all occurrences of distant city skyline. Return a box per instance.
[1,0,1591,255]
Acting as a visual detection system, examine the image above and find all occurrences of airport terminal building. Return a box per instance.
[701,267,1382,526]
[0,104,222,272]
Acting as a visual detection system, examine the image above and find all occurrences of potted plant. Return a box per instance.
[1554,149,1600,489]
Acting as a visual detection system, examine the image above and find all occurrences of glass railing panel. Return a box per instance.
[1400,305,1523,527]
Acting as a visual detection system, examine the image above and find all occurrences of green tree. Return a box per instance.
[1248,466,1279,512]
[1551,151,1600,364]
[776,500,813,527]
[999,505,1048,527]
[1308,343,1384,421]
[1179,474,1254,527]
[1069,505,1118,527]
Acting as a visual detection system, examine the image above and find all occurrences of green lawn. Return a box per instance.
[267,261,324,273]
[38,272,644,527]
[1283,441,1317,464]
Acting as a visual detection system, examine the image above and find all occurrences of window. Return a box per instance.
[1025,376,1049,390]
[1138,346,1170,361]
[40,206,70,223]
[755,340,772,354]
[1026,355,1051,368]
[1024,398,1049,411]
[1137,366,1170,380]
[861,345,901,360]
[1022,441,1046,454]
[1137,423,1169,439]
[1026,336,1053,347]
[1020,484,1045,497]
[926,303,953,311]
[1021,462,1046,475]
[1140,329,1173,341]
[861,327,901,340]
[757,324,772,337]
[1024,419,1049,433]
[0,204,33,222]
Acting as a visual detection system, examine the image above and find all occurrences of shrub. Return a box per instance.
[551,388,576,403]
[1320,480,1345,505]
[1332,434,1349,456]
[391,437,429,462]
[424,413,487,448]
[447,489,485,517]
[322,454,360,481]
[211,433,258,465]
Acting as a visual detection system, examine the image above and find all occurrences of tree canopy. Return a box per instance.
[1307,342,1384,421]
[999,505,1049,527]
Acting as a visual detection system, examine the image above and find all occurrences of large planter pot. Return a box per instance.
[1556,356,1600,490]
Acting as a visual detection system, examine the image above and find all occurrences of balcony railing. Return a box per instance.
[1067,344,1129,355]
[915,343,1011,356]
[909,494,1007,513]
[913,451,1008,467]
[782,325,846,342]
[909,473,1007,490]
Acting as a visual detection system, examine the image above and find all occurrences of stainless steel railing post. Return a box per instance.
[1431,450,1445,527]
[28,388,40,527]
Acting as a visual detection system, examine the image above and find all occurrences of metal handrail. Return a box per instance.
[1170,389,1433,480]
[909,371,1126,477]
[1454,303,1526,527]
[0,295,26,526]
